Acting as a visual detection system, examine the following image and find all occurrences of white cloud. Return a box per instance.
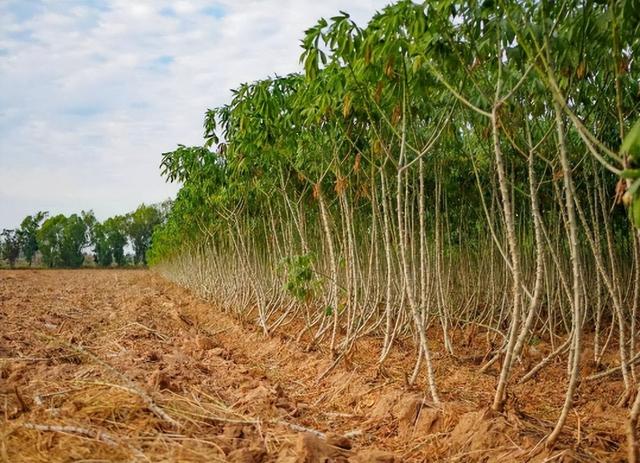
[0,0,389,229]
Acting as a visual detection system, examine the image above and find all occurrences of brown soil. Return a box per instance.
[0,269,628,462]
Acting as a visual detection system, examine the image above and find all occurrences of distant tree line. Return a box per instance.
[0,202,168,268]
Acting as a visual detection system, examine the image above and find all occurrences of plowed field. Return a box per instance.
[0,270,629,462]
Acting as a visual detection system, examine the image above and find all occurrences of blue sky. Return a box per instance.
[0,0,388,229]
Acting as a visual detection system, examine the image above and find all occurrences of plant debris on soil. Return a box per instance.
[0,269,630,462]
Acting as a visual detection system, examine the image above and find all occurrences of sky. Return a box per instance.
[0,0,389,230]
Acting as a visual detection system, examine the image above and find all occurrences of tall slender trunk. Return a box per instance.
[317,187,340,355]
[511,132,545,369]
[546,98,583,448]
[492,104,524,412]
[379,169,396,363]
[396,85,440,404]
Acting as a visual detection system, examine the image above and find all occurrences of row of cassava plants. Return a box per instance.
[149,0,640,456]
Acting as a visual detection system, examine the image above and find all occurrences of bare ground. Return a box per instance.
[0,269,629,462]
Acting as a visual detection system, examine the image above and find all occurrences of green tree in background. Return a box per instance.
[81,210,98,246]
[1,229,21,268]
[126,204,164,265]
[93,222,113,267]
[106,216,128,266]
[59,214,89,267]
[92,215,128,267]
[37,215,66,267]
[37,214,88,268]
[18,211,48,266]
[4,204,166,268]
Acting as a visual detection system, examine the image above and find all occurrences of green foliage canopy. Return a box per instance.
[1,229,21,268]
[18,211,47,266]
